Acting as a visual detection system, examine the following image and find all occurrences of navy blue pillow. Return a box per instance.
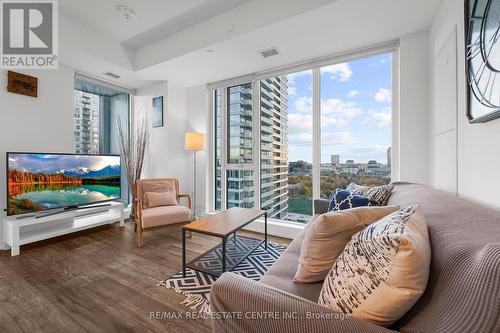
[327,188,376,212]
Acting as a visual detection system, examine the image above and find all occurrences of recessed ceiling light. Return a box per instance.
[205,49,214,54]
[116,5,137,21]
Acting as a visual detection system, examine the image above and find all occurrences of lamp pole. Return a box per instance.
[185,132,204,221]
[193,150,198,220]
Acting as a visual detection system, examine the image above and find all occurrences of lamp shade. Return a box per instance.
[185,132,205,151]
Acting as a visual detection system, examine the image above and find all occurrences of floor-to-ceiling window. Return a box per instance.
[73,78,131,205]
[320,53,393,198]
[212,47,395,224]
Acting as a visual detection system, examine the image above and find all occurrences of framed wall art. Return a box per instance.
[152,96,164,128]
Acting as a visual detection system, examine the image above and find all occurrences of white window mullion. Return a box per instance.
[221,88,228,210]
[312,67,321,204]
[253,80,261,210]
[391,49,400,182]
[208,91,215,212]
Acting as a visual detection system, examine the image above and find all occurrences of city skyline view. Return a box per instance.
[216,52,393,222]
[287,53,392,164]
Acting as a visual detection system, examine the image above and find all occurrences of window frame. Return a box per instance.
[208,42,400,226]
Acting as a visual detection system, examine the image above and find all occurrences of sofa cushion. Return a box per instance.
[141,205,191,228]
[387,183,500,333]
[294,205,400,283]
[328,188,375,212]
[319,205,431,327]
[260,215,324,302]
[347,183,394,206]
[146,190,178,208]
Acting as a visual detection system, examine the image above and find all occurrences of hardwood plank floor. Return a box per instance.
[0,220,290,333]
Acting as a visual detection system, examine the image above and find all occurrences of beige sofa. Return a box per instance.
[210,183,500,333]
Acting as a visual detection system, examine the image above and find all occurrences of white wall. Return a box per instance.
[399,32,431,185]
[133,81,189,195]
[186,86,210,216]
[0,65,75,216]
[430,0,500,210]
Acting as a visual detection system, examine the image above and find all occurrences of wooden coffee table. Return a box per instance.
[182,207,267,277]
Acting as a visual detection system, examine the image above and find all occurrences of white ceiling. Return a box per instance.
[59,0,245,43]
[58,0,445,89]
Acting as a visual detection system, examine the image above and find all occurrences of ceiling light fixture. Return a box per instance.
[116,5,137,21]
[205,49,214,54]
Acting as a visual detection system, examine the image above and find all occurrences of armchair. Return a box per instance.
[135,178,192,247]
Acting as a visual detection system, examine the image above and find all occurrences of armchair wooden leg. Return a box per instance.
[137,226,143,248]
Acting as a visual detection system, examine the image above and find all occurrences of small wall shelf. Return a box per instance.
[1,202,124,256]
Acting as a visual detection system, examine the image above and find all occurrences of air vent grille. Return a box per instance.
[104,72,121,79]
[259,48,279,58]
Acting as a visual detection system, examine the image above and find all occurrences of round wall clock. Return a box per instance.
[466,0,500,123]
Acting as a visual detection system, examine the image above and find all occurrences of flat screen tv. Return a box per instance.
[7,152,121,216]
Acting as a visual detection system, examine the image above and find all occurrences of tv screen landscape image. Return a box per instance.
[7,153,121,216]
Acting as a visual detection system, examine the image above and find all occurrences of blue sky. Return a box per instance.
[286,53,392,164]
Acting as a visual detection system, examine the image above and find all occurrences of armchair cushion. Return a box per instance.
[137,179,178,208]
[145,191,178,208]
[141,206,191,228]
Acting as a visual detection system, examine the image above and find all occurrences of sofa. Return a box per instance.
[210,183,500,333]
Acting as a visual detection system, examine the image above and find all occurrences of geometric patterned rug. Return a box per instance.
[158,241,287,313]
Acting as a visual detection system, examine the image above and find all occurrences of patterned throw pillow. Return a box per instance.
[318,205,431,327]
[327,188,376,212]
[346,183,394,205]
[294,205,400,283]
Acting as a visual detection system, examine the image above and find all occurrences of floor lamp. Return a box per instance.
[185,132,205,221]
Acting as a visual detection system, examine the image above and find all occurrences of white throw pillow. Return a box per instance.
[318,205,431,327]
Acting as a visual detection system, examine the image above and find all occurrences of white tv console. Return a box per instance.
[1,201,124,256]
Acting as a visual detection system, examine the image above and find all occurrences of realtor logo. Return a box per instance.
[1,0,58,69]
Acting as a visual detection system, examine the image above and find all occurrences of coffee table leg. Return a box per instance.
[222,236,227,274]
[182,228,186,277]
[264,212,268,250]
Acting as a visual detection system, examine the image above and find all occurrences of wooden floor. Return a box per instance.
[0,220,290,333]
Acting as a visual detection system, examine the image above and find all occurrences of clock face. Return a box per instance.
[466,0,500,122]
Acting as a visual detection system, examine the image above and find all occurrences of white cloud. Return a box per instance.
[321,99,360,116]
[288,112,360,146]
[348,90,360,98]
[363,108,391,128]
[322,63,353,82]
[294,96,312,113]
[288,86,297,96]
[374,88,392,103]
[322,132,359,145]
[288,113,313,131]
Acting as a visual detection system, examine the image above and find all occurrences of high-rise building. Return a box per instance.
[387,147,392,167]
[74,90,100,154]
[218,76,289,220]
[331,154,340,167]
[260,76,289,219]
